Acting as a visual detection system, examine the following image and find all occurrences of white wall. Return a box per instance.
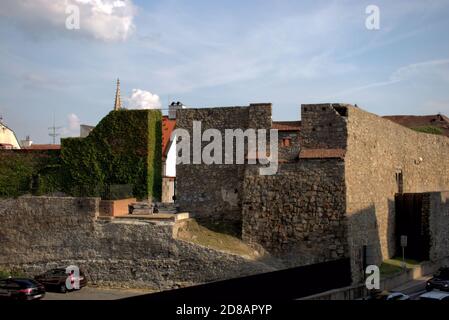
[164,135,176,177]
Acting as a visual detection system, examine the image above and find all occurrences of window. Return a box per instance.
[395,170,403,194]
[282,138,291,147]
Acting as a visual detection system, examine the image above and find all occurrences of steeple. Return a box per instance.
[114,78,121,111]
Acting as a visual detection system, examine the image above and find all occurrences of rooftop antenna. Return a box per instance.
[48,114,62,145]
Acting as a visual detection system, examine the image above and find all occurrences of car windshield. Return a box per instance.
[48,269,66,275]
[13,279,39,287]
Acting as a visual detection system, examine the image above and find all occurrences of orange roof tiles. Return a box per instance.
[383,114,449,137]
[25,144,61,150]
[272,121,301,131]
[162,116,176,159]
[299,148,345,159]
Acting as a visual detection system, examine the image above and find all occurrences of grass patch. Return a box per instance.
[195,218,242,238]
[380,258,421,277]
[411,125,443,135]
[380,262,402,277]
[175,219,259,258]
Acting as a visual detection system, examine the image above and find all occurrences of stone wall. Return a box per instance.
[427,192,449,262]
[177,164,246,223]
[344,105,449,282]
[278,131,300,162]
[242,160,348,267]
[174,102,449,285]
[0,196,277,290]
[0,196,99,264]
[300,104,348,150]
[176,104,272,224]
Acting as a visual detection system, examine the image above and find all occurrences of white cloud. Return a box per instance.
[0,0,136,41]
[62,113,81,137]
[390,59,449,82]
[127,89,161,109]
[68,113,80,130]
[141,2,361,93]
[331,58,449,98]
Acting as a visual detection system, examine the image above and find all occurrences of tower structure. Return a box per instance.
[114,78,122,111]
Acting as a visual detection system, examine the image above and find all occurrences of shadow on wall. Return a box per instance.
[195,217,243,239]
[347,203,386,284]
[430,192,449,262]
[151,118,162,201]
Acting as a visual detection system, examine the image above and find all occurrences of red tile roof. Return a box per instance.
[272,121,301,131]
[383,114,449,137]
[24,144,61,150]
[299,148,345,159]
[162,116,176,159]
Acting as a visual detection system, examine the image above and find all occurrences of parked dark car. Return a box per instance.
[34,268,87,293]
[426,268,449,292]
[0,278,46,300]
[365,290,410,300]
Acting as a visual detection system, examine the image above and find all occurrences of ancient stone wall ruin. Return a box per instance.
[176,104,272,224]
[300,103,348,150]
[278,130,300,162]
[427,192,449,262]
[0,196,277,290]
[242,160,347,267]
[176,102,449,284]
[241,104,349,267]
[344,105,449,282]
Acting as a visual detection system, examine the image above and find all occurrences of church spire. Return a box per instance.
[114,78,121,111]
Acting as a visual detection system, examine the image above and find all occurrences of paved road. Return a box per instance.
[42,287,151,300]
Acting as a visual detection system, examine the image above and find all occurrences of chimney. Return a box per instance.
[20,135,33,148]
[168,101,186,119]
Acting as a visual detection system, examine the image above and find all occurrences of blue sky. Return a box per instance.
[1,0,449,143]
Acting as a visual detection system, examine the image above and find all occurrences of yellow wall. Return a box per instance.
[0,123,21,149]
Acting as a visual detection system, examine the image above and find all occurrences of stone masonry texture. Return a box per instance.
[175,103,449,284]
[242,160,347,267]
[344,105,449,282]
[0,196,277,290]
[425,192,449,263]
[2,103,449,288]
[176,104,272,224]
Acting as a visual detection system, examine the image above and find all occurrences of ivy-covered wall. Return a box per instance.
[0,109,162,200]
[61,109,162,200]
[0,150,62,198]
